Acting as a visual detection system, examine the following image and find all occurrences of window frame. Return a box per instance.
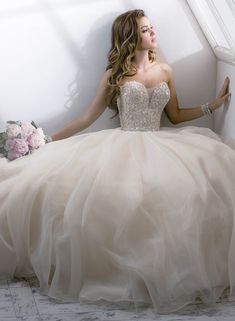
[187,0,235,65]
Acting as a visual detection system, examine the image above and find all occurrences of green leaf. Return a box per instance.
[0,147,7,156]
[6,120,22,126]
[0,133,7,147]
[31,121,37,129]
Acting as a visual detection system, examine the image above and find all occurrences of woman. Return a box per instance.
[0,9,234,313]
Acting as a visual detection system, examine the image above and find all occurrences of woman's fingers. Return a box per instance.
[218,77,230,98]
[211,78,231,110]
[224,77,230,93]
[212,91,231,110]
[219,92,231,106]
[223,92,231,100]
[219,92,231,103]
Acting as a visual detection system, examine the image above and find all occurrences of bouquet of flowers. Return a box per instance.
[0,120,52,161]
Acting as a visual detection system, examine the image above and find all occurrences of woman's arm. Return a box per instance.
[51,70,111,141]
[162,64,231,125]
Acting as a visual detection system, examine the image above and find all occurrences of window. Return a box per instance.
[187,0,235,64]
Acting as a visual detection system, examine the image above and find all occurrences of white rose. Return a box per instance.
[6,124,21,138]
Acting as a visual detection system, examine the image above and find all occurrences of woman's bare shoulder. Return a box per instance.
[97,69,112,87]
[153,63,174,83]
[157,62,172,73]
[104,68,112,78]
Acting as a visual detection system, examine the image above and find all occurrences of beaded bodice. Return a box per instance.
[117,81,170,131]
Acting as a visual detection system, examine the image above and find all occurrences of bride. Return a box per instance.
[0,9,234,314]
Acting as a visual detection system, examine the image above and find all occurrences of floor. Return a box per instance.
[1,278,235,321]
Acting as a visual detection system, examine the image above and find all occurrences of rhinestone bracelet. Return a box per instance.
[201,103,212,115]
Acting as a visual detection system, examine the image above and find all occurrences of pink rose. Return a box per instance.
[36,127,45,139]
[5,139,16,151]
[7,150,24,161]
[21,122,36,138]
[27,130,45,149]
[6,138,29,161]
[3,120,47,161]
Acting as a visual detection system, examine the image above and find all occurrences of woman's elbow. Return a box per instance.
[166,113,179,125]
[170,109,180,125]
[165,109,179,125]
[170,117,179,125]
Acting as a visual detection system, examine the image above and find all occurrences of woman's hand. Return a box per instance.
[210,77,231,111]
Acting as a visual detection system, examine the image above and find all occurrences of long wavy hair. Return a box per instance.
[105,9,156,117]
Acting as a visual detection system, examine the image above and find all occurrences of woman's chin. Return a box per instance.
[149,41,157,49]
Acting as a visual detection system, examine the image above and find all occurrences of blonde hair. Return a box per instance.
[105,9,156,117]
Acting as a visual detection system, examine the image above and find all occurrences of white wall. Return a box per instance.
[0,0,216,135]
[214,61,235,139]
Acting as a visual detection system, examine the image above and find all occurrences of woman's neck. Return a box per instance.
[132,50,152,71]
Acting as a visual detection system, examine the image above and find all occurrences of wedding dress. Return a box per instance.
[1,80,235,313]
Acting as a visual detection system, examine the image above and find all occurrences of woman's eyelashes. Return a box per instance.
[142,26,154,33]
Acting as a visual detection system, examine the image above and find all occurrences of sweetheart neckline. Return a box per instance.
[120,80,168,91]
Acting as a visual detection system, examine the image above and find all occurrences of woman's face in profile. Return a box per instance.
[137,16,157,50]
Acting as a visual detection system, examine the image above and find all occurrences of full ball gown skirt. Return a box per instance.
[1,81,235,313]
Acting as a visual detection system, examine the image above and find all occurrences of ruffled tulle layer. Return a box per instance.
[1,125,235,313]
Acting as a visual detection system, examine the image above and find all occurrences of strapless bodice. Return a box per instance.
[117,81,170,131]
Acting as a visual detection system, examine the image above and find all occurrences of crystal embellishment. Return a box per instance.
[117,81,170,131]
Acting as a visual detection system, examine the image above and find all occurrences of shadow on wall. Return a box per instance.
[153,0,217,130]
[40,0,138,135]
[40,11,122,135]
[161,49,216,129]
[0,0,99,131]
[0,0,133,133]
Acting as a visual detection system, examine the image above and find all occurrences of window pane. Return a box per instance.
[201,0,230,48]
[212,0,235,47]
[187,0,230,49]
[232,0,235,9]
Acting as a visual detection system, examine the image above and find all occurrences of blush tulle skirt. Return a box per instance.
[0,125,235,313]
